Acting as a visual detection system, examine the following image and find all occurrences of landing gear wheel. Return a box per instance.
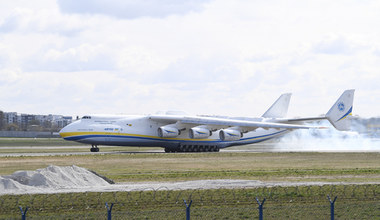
[179,145,184,152]
[194,146,200,152]
[212,146,219,152]
[90,145,100,152]
[164,148,176,153]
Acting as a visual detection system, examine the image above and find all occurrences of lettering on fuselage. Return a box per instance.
[104,128,123,131]
[78,128,93,131]
[95,121,116,124]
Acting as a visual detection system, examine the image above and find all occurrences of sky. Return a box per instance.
[0,0,379,118]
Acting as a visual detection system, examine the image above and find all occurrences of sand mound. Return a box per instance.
[3,165,378,195]
[0,165,110,195]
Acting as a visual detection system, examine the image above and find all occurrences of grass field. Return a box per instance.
[0,137,158,153]
[0,137,80,147]
[1,185,379,219]
[1,151,380,183]
[1,138,380,183]
[1,138,379,218]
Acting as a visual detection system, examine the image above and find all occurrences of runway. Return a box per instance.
[0,145,379,157]
[1,131,379,157]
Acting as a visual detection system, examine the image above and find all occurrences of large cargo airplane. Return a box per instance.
[59,90,354,152]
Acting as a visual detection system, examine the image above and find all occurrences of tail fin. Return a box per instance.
[262,93,292,118]
[326,89,355,131]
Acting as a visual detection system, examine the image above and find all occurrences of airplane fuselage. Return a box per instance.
[59,115,289,152]
[59,90,354,153]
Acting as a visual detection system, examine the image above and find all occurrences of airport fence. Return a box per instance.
[0,184,379,219]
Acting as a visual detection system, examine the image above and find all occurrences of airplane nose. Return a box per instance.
[59,123,74,138]
[59,126,67,138]
[59,120,80,139]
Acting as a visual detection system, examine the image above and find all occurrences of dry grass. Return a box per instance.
[1,152,379,183]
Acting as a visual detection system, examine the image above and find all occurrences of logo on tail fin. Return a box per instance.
[337,102,345,112]
[326,89,355,131]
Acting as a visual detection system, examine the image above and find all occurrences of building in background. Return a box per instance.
[0,111,72,132]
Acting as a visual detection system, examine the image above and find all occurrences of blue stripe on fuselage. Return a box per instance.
[64,130,288,145]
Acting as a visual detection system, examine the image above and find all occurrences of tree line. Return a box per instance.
[0,110,65,132]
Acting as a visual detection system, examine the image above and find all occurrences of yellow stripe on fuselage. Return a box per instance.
[60,131,216,142]
[60,130,286,142]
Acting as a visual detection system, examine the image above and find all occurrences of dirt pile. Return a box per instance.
[0,165,110,194]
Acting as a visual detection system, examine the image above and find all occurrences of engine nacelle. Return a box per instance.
[189,127,212,139]
[158,126,180,138]
[219,129,242,141]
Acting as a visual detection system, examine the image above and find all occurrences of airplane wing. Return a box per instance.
[277,116,327,123]
[149,89,354,134]
[149,115,326,131]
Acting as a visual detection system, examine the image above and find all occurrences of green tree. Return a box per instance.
[6,123,19,131]
[29,119,40,126]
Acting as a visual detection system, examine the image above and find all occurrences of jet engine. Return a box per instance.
[189,127,212,139]
[158,126,180,138]
[219,129,242,141]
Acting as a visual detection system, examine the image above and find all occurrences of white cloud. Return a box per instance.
[311,34,373,56]
[57,0,210,19]
[0,7,85,36]
[24,44,117,72]
[0,0,379,118]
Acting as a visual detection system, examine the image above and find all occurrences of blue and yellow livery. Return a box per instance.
[60,90,355,152]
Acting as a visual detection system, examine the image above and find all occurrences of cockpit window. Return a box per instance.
[82,116,92,119]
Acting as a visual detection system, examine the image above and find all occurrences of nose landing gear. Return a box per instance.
[90,145,100,152]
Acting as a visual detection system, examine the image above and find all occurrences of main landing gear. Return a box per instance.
[165,145,220,153]
[90,145,99,152]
